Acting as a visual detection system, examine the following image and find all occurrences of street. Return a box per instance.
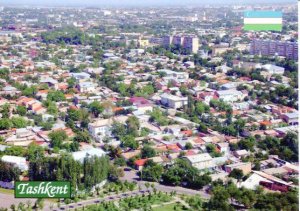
[120,169,211,199]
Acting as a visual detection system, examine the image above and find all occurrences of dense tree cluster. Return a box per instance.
[0,160,20,182]
[204,180,298,210]
[257,133,298,162]
[29,154,110,192]
[140,159,212,190]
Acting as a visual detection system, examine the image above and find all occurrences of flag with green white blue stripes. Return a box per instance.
[244,11,282,31]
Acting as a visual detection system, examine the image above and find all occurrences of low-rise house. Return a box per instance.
[1,155,28,171]
[70,72,91,82]
[40,77,59,89]
[281,112,298,125]
[216,142,229,154]
[88,116,128,142]
[261,64,285,75]
[160,93,188,109]
[129,97,153,114]
[134,158,148,171]
[72,147,106,163]
[121,150,141,160]
[233,149,250,158]
[225,162,252,175]
[216,90,244,102]
[240,171,293,192]
[184,153,215,170]
[158,69,189,83]
[0,86,21,96]
[77,82,97,93]
[5,128,37,146]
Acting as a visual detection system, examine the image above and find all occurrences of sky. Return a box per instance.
[1,0,296,7]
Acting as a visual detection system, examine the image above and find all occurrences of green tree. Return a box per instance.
[88,101,104,117]
[11,117,28,128]
[185,142,193,150]
[47,90,66,102]
[228,169,244,181]
[141,146,156,158]
[122,135,139,150]
[48,130,68,148]
[0,118,12,130]
[16,105,27,116]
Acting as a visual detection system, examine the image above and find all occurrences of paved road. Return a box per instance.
[0,192,51,209]
[54,170,210,210]
[54,189,152,210]
[120,170,211,199]
[0,170,210,210]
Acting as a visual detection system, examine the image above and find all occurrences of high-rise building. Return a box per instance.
[250,39,298,60]
[161,34,199,54]
[172,35,184,46]
[183,36,199,54]
[162,35,173,47]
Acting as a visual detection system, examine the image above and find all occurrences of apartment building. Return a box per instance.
[250,39,298,60]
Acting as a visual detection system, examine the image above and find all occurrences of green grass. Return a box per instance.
[152,203,185,211]
[0,188,14,194]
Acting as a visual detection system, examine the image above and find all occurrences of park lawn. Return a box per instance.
[152,203,185,211]
[0,188,14,194]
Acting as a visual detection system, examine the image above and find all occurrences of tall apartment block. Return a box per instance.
[183,36,199,54]
[162,35,199,54]
[250,39,298,60]
[172,35,184,46]
[162,35,173,47]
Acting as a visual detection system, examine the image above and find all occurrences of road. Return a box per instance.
[120,170,211,199]
[55,170,210,210]
[0,192,52,209]
[54,189,152,210]
[0,170,210,210]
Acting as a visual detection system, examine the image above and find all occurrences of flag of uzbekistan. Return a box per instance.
[244,11,282,31]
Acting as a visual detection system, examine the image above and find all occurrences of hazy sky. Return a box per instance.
[1,0,296,7]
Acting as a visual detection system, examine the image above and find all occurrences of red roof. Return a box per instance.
[129,97,152,107]
[181,130,192,136]
[135,159,148,166]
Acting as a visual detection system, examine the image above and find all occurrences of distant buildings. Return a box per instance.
[250,39,298,60]
[162,35,199,53]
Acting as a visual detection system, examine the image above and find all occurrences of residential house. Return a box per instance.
[184,153,215,170]
[88,116,128,142]
[281,112,298,125]
[77,82,97,93]
[160,93,188,109]
[1,155,29,171]
[216,90,244,102]
[225,162,252,175]
[72,147,106,163]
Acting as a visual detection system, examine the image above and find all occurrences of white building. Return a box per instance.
[88,116,128,142]
[216,90,244,102]
[77,82,97,93]
[160,93,188,109]
[1,155,28,171]
[158,69,189,83]
[72,148,106,163]
[184,153,215,170]
[262,64,285,75]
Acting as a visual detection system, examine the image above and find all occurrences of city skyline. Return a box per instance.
[1,0,297,7]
